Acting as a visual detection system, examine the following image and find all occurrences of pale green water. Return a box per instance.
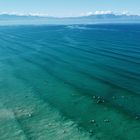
[0,25,140,140]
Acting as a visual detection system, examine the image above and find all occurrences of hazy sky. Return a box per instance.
[0,0,140,17]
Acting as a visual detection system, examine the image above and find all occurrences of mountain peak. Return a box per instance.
[0,13,140,25]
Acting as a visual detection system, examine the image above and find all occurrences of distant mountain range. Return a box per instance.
[0,14,140,25]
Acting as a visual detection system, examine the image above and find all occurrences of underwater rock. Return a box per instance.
[104,119,110,123]
[97,99,104,104]
[121,96,125,98]
[25,95,29,98]
[135,116,139,120]
[95,96,105,104]
[48,123,53,127]
[112,96,116,99]
[89,130,94,134]
[62,130,66,134]
[90,120,96,123]
[93,96,96,99]
[28,113,32,117]
[97,96,101,99]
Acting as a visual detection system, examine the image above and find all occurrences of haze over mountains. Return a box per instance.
[0,13,140,25]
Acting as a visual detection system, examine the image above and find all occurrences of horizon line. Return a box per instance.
[0,11,140,18]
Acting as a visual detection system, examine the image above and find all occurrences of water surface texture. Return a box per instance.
[0,24,140,140]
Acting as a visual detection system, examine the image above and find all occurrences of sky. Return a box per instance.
[0,0,140,17]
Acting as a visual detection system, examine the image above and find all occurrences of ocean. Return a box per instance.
[0,24,140,140]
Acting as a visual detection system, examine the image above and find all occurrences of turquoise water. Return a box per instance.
[0,24,140,140]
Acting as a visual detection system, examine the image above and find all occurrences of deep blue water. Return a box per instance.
[0,24,140,140]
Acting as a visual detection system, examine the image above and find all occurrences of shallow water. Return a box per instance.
[0,24,140,140]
